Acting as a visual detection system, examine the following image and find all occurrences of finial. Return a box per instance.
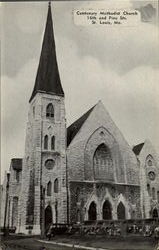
[48,1,51,7]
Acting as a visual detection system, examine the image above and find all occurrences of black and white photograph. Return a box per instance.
[1,0,159,249]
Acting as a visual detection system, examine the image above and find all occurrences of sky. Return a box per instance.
[1,0,159,182]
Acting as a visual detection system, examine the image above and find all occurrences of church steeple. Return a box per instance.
[29,2,64,103]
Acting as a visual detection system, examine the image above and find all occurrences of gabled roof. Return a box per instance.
[67,105,96,146]
[29,3,64,103]
[133,142,145,155]
[11,158,22,171]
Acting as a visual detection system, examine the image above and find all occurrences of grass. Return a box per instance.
[1,234,158,250]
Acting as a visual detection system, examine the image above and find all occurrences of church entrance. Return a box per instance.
[103,200,112,220]
[88,202,97,221]
[152,208,158,218]
[117,202,126,220]
[45,205,53,231]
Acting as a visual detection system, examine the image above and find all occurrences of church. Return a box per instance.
[1,3,159,235]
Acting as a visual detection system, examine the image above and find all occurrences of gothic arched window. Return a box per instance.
[93,143,113,181]
[54,178,58,193]
[47,181,52,196]
[51,136,55,150]
[44,135,48,150]
[147,184,151,196]
[46,103,54,118]
[152,187,156,200]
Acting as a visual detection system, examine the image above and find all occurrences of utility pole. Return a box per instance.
[3,173,10,236]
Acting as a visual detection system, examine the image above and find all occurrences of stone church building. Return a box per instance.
[1,4,159,235]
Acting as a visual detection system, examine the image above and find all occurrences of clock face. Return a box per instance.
[148,171,155,181]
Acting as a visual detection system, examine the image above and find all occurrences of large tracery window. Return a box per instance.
[93,143,113,181]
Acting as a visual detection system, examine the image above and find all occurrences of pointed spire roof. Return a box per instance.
[29,2,64,102]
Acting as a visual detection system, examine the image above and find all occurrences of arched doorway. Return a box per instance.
[88,202,97,221]
[45,205,53,231]
[152,208,158,218]
[103,200,112,220]
[117,202,126,220]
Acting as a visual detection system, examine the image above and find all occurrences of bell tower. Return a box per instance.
[19,3,67,234]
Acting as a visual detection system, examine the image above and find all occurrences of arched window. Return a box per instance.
[54,178,58,193]
[117,202,126,220]
[44,135,48,150]
[147,184,151,196]
[47,181,52,196]
[46,103,54,118]
[88,201,97,221]
[152,187,156,200]
[157,191,159,203]
[93,143,113,181]
[45,159,55,170]
[51,136,55,150]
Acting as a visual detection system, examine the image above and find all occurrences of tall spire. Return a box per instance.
[29,2,64,102]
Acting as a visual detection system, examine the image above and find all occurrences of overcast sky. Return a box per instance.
[1,1,159,182]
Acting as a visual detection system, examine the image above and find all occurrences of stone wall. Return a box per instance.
[69,181,141,223]
[67,101,139,186]
[67,101,142,223]
[19,93,67,234]
[138,140,159,218]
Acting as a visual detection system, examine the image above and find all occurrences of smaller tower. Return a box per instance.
[19,3,67,234]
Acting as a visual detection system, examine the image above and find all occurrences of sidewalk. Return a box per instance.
[37,235,158,250]
[38,239,108,250]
